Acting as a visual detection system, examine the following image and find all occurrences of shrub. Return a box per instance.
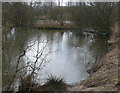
[19,74,38,92]
[42,76,67,91]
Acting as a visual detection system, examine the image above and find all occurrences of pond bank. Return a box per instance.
[68,23,119,91]
[34,20,75,30]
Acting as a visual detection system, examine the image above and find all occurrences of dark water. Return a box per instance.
[2,28,108,90]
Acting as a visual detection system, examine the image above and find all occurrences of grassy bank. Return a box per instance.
[34,20,76,30]
[68,22,119,91]
[33,25,73,30]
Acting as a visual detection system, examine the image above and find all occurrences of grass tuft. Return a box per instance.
[18,75,67,91]
[42,75,67,91]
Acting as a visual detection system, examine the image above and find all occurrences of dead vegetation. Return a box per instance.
[68,22,119,91]
[18,75,67,91]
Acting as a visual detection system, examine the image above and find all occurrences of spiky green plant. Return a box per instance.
[42,75,67,91]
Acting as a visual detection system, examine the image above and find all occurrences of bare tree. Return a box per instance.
[6,35,52,91]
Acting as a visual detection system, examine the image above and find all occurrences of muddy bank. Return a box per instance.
[68,23,119,91]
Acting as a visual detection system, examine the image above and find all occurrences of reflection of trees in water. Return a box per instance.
[3,28,53,91]
[2,29,109,91]
[2,28,30,90]
[70,34,86,48]
[89,36,108,59]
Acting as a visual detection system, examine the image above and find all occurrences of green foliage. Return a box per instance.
[42,76,67,91]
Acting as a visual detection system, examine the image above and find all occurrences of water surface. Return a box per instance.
[2,28,108,90]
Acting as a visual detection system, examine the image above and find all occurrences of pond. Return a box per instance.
[2,27,108,91]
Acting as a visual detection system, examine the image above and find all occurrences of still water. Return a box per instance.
[2,28,108,90]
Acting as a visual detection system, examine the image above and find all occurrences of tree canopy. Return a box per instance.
[2,2,119,35]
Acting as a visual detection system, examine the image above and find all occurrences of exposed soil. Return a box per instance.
[68,22,119,91]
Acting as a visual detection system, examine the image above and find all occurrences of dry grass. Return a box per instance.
[19,74,38,92]
[19,75,67,91]
[68,22,119,91]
